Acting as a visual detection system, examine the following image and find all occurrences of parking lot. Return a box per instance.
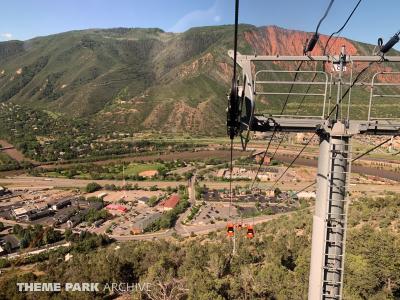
[86,190,163,203]
[188,202,239,226]
[93,202,164,236]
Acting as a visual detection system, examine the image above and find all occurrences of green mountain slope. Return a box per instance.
[0,25,399,135]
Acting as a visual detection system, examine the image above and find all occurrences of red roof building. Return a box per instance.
[253,150,271,166]
[161,194,180,211]
[106,204,127,213]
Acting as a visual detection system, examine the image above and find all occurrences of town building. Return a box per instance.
[67,215,82,228]
[297,191,316,199]
[88,201,104,211]
[54,210,75,225]
[220,167,256,180]
[97,192,108,199]
[34,201,49,210]
[93,219,105,228]
[216,169,227,177]
[131,211,162,234]
[51,197,74,210]
[12,207,34,221]
[137,196,150,205]
[0,235,20,251]
[160,194,180,211]
[252,150,271,165]
[28,209,54,221]
[265,190,275,197]
[105,204,128,213]
[0,186,11,197]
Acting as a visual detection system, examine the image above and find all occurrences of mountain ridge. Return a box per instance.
[0,25,398,135]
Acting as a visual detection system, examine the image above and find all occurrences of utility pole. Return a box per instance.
[228,50,400,300]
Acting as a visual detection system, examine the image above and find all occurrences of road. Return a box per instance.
[1,175,399,194]
[1,210,294,256]
[6,242,71,259]
[189,173,196,204]
[0,176,183,189]
[174,173,197,235]
[0,217,32,228]
[0,217,67,234]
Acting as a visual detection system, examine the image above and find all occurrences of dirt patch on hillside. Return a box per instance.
[165,101,204,132]
[177,52,214,79]
[0,139,35,163]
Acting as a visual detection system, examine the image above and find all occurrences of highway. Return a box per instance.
[0,176,182,189]
[1,175,399,194]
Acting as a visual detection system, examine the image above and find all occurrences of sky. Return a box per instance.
[1,0,399,48]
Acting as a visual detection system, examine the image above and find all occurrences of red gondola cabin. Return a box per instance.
[227,223,235,237]
[246,225,254,239]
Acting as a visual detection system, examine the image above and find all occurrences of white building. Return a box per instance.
[297,191,316,199]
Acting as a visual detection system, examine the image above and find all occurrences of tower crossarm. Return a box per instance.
[354,120,400,135]
[251,116,400,136]
[252,116,325,133]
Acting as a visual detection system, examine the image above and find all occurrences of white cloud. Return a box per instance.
[169,0,222,32]
[213,15,221,22]
[1,33,13,40]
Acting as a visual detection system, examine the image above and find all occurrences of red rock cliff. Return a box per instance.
[244,25,358,56]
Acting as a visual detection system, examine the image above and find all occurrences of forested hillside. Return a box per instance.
[0,193,399,299]
[1,25,399,135]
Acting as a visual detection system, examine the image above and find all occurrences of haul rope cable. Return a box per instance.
[258,36,394,195]
[323,0,363,58]
[293,135,398,196]
[269,59,383,190]
[251,0,336,191]
[226,0,240,251]
[228,0,240,218]
[276,54,396,191]
[272,0,363,169]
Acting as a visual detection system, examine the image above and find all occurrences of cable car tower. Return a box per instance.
[226,2,400,298]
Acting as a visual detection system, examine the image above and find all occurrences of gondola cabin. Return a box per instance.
[227,223,235,237]
[246,225,254,239]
